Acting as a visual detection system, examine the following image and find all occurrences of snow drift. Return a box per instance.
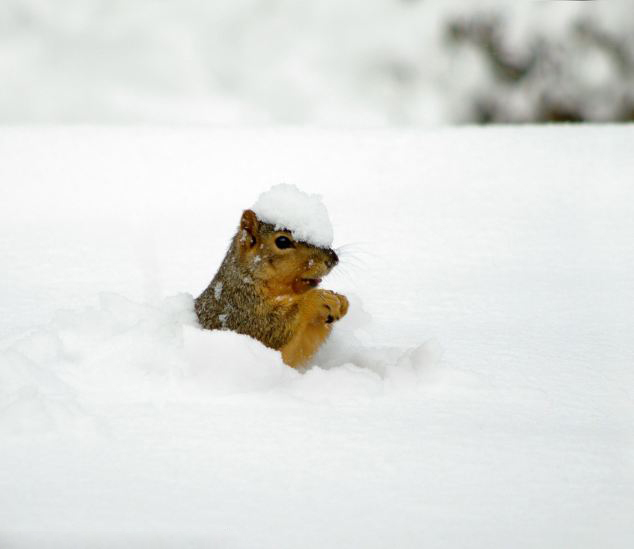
[1,126,633,549]
[0,290,443,433]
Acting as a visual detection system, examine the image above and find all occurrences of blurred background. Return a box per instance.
[1,0,633,127]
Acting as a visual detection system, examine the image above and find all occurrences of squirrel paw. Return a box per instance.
[315,290,349,325]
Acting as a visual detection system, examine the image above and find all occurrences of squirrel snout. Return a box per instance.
[325,249,339,269]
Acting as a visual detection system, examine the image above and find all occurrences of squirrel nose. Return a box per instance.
[325,249,339,268]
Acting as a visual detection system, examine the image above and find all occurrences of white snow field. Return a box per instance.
[0,126,633,548]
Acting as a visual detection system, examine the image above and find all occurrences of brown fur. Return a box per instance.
[195,209,348,367]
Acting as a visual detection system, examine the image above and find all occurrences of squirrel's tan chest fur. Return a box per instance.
[195,209,348,367]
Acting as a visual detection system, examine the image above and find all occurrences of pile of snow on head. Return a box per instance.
[252,184,334,248]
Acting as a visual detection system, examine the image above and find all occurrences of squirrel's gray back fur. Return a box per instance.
[194,230,297,350]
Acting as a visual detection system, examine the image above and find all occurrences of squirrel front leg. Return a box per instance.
[281,290,349,368]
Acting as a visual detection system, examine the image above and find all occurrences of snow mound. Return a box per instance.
[252,184,334,247]
[0,292,442,436]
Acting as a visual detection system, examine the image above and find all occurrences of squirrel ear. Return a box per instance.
[240,209,259,248]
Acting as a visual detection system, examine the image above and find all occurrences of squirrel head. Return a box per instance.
[236,209,339,295]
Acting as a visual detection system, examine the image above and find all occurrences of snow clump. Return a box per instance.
[252,184,334,248]
[0,292,443,434]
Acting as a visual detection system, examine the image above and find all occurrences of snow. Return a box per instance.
[1,1,633,125]
[213,281,223,300]
[252,183,334,247]
[1,126,634,548]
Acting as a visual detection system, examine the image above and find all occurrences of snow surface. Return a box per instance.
[252,183,334,247]
[1,126,633,548]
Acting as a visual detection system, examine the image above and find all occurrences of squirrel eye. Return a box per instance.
[275,236,294,249]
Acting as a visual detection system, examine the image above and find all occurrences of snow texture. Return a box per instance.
[252,183,334,247]
[0,126,633,548]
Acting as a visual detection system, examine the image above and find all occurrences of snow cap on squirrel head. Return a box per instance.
[252,184,334,248]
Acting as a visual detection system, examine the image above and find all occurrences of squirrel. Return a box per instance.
[195,209,348,367]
